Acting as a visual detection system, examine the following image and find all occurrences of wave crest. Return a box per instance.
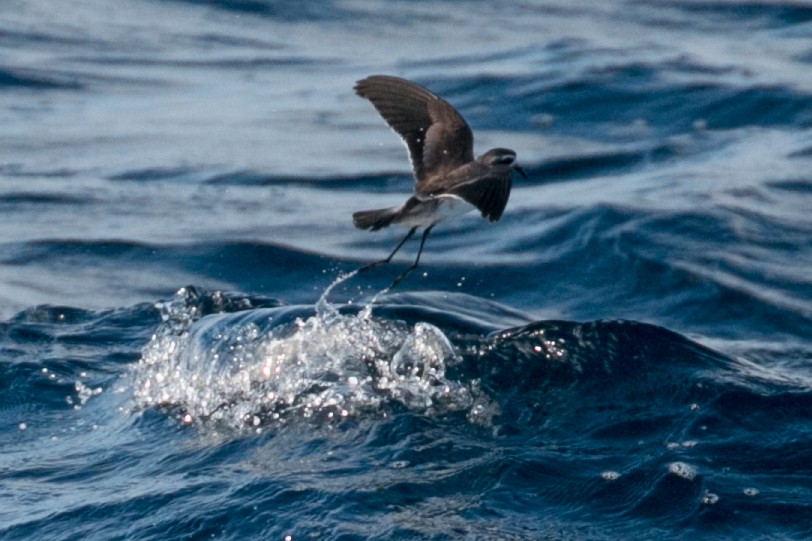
[132,287,484,432]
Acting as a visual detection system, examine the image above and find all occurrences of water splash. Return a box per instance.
[132,286,482,432]
[315,268,391,320]
[314,269,359,317]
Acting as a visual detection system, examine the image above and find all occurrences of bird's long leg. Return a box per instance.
[358,227,417,273]
[388,225,434,289]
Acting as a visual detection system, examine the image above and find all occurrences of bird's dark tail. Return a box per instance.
[352,206,400,231]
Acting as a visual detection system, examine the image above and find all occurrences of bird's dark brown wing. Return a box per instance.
[445,169,512,222]
[354,75,474,183]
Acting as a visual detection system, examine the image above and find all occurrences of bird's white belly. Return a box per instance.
[397,194,476,227]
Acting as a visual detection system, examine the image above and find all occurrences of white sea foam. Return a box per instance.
[132,287,483,431]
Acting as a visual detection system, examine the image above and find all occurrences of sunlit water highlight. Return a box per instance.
[133,285,487,433]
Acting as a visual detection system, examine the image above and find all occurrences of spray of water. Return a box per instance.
[132,280,489,432]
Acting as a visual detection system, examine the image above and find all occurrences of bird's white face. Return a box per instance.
[481,148,517,167]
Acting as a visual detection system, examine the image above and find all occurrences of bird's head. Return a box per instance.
[478,148,527,178]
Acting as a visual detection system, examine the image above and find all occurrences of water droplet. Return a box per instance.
[667,461,697,480]
[702,491,719,504]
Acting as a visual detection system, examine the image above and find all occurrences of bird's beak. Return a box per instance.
[513,164,528,178]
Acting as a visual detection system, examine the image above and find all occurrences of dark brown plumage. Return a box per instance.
[352,75,526,288]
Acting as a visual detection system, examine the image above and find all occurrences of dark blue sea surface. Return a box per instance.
[2,0,812,539]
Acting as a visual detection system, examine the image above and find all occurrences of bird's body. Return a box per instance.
[352,75,526,287]
[353,194,475,231]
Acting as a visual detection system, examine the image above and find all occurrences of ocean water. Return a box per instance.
[2,0,812,539]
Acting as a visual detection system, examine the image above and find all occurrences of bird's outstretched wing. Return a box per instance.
[446,169,512,222]
[354,75,474,183]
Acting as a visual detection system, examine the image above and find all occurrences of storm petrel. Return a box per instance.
[352,75,526,288]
